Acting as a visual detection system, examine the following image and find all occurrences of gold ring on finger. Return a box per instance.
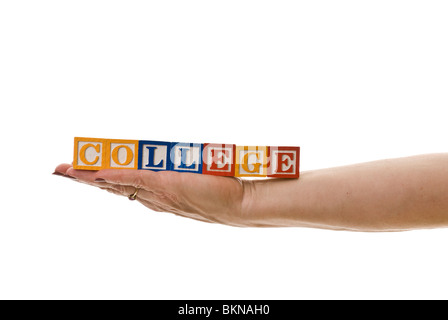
[128,188,140,201]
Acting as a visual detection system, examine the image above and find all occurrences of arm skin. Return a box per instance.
[54,153,448,232]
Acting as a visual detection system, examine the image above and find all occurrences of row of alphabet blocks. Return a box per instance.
[73,137,300,178]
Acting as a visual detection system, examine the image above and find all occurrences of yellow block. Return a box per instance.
[235,146,267,177]
[105,139,139,170]
[73,137,107,170]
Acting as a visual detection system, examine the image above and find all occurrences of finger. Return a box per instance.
[102,184,163,206]
[66,167,99,183]
[102,188,124,197]
[100,185,151,203]
[54,167,115,189]
[139,198,166,212]
[63,168,154,189]
[63,168,178,207]
[53,167,118,191]
[107,184,147,198]
[137,197,211,223]
[99,184,214,224]
[102,186,166,213]
[94,169,174,191]
[54,163,73,175]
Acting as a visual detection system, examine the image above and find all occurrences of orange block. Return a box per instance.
[105,139,139,170]
[73,137,107,170]
[235,146,267,177]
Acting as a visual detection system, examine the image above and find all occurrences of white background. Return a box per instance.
[1,1,448,299]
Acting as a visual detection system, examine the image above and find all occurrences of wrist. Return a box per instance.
[238,179,279,227]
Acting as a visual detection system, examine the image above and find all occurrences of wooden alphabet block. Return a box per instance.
[73,137,107,170]
[72,137,300,178]
[170,142,203,174]
[138,140,171,171]
[105,139,139,170]
[267,146,300,178]
[202,143,236,176]
[235,146,268,177]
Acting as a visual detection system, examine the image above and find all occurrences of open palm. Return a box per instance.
[54,164,250,226]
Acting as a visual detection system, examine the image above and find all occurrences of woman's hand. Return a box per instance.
[54,164,253,227]
[56,154,448,231]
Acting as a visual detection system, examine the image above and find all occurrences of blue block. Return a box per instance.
[138,140,172,172]
[170,142,203,174]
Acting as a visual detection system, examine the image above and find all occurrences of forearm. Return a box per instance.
[242,154,448,231]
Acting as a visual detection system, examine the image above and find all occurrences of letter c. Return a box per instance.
[80,143,100,165]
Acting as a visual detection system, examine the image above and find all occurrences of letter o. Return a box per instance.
[112,145,133,166]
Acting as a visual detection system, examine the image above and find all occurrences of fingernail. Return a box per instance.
[53,172,77,180]
[95,178,106,182]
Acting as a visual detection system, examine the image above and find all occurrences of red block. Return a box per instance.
[202,143,236,176]
[267,146,300,178]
